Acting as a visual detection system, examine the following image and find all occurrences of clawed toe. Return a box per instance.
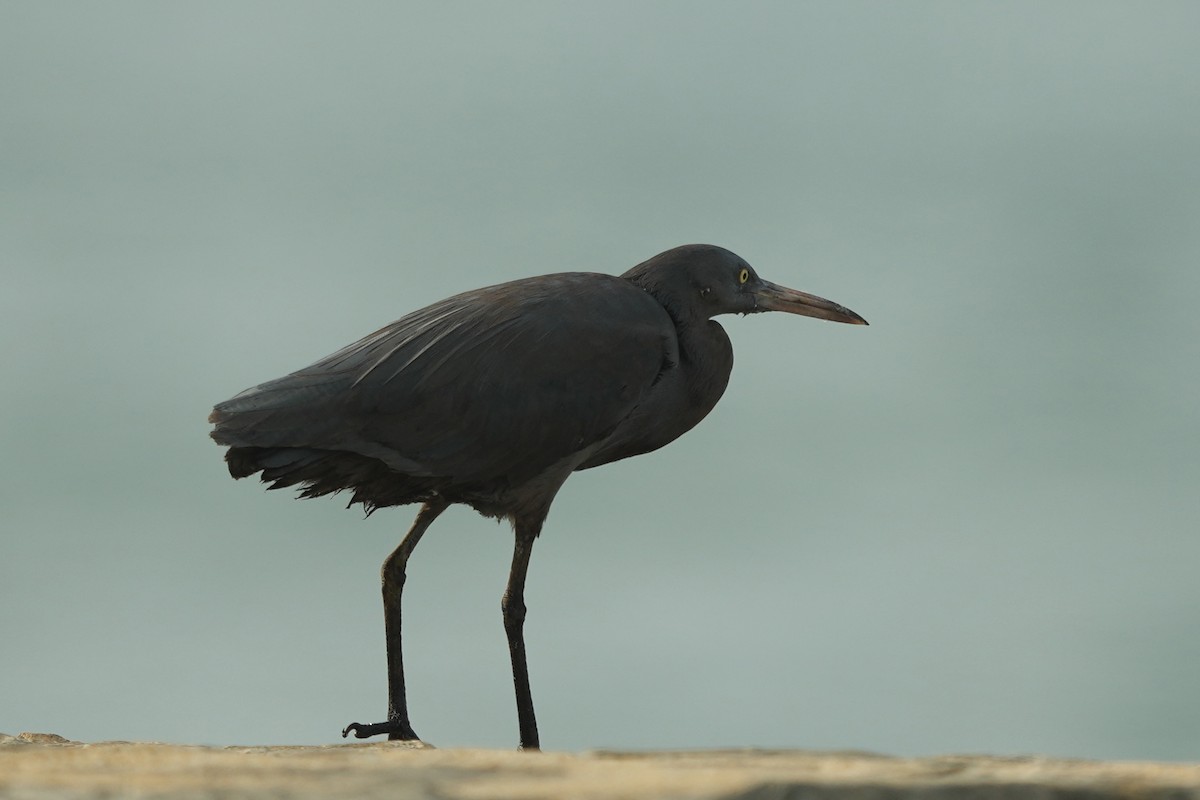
[341,720,419,740]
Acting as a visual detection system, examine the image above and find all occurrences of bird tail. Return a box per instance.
[220,445,437,515]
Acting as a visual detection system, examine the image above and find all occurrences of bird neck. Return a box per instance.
[624,268,711,328]
[675,318,734,407]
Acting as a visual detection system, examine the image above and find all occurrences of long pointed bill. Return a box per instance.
[754,280,869,325]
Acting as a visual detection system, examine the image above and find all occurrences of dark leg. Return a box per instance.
[343,498,448,741]
[503,525,540,750]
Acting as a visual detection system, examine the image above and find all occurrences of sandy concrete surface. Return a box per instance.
[2,732,1198,799]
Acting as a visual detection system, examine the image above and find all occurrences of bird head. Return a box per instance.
[623,244,868,326]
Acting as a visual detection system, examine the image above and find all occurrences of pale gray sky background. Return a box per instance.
[3,2,1198,760]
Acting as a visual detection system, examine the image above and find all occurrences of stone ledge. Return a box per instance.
[2,733,1197,799]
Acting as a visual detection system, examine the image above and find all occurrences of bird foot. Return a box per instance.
[341,719,420,741]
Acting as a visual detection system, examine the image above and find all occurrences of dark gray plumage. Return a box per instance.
[209,244,867,749]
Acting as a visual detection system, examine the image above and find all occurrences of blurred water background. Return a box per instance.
[2,2,1198,759]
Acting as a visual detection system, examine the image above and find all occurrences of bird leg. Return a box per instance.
[342,498,448,741]
[503,525,540,750]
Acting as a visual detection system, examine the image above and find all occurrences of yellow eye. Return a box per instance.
[738,268,750,284]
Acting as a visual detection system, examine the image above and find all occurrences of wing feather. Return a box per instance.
[210,273,672,486]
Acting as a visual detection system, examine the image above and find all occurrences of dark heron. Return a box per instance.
[209,244,866,750]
